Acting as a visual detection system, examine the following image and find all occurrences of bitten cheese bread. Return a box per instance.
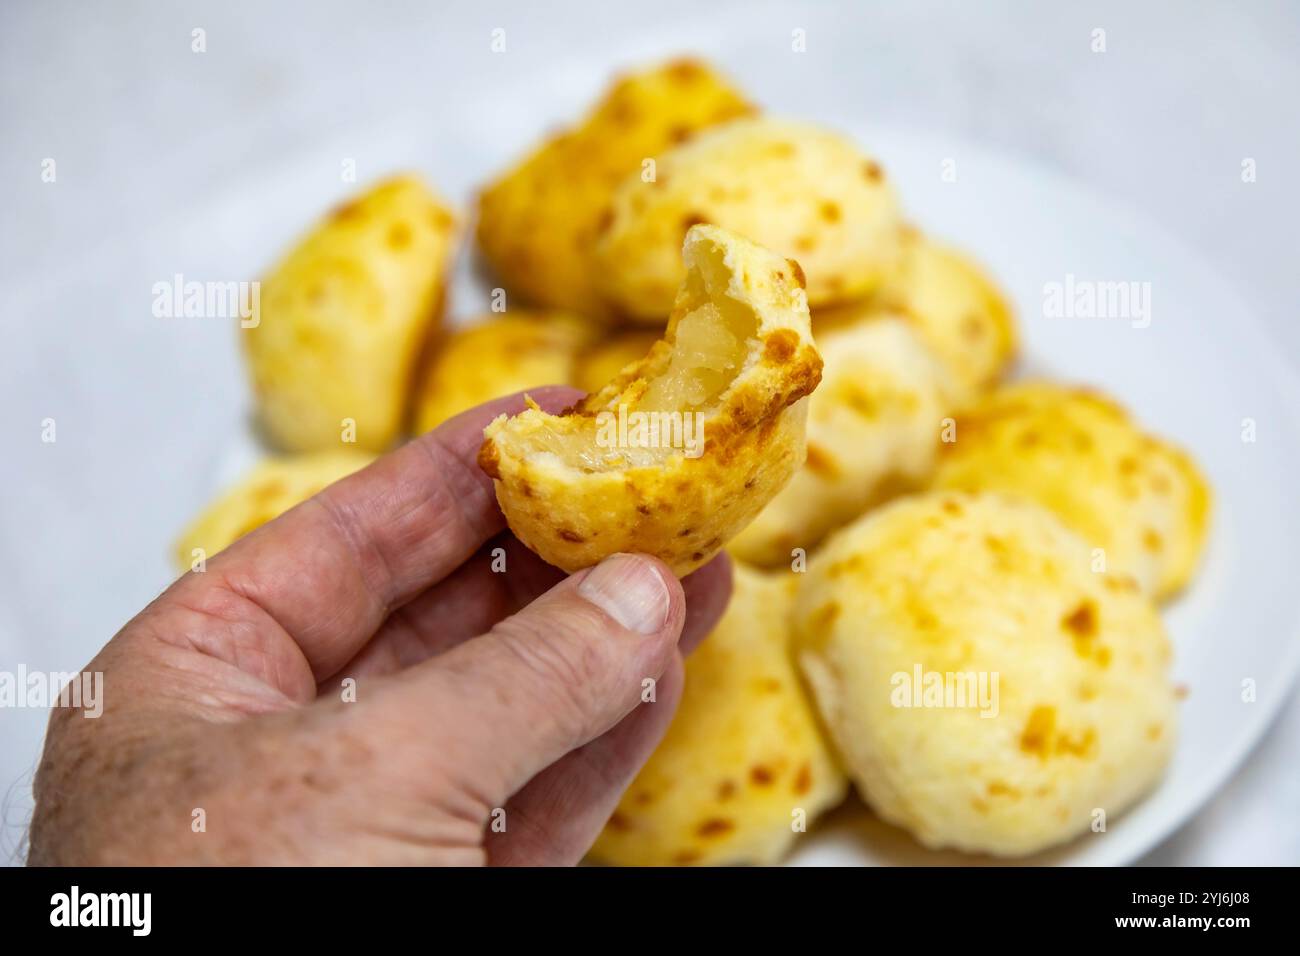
[479,225,822,576]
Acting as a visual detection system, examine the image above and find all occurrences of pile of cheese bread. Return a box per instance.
[176,58,1210,864]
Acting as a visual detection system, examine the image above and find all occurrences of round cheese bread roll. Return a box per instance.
[480,225,822,576]
[730,316,954,566]
[817,230,1016,398]
[932,382,1211,600]
[476,58,753,319]
[411,312,595,433]
[245,174,458,451]
[174,450,375,571]
[590,564,847,866]
[594,117,902,321]
[793,492,1177,857]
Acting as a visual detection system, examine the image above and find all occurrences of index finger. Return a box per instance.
[171,386,583,681]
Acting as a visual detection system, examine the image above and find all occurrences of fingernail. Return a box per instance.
[578,553,671,635]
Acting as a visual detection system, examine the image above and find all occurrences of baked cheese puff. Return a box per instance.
[480,225,822,576]
[730,316,954,567]
[793,492,1177,857]
[590,564,847,865]
[411,312,595,433]
[594,117,902,321]
[476,58,754,320]
[817,230,1016,399]
[245,175,458,451]
[931,382,1211,599]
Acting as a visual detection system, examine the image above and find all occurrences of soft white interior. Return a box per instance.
[513,253,760,471]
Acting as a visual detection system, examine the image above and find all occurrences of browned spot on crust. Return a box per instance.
[681,211,708,233]
[594,206,615,236]
[1103,574,1140,594]
[673,850,702,865]
[810,601,841,631]
[819,200,841,223]
[606,812,631,832]
[696,818,735,838]
[558,529,585,543]
[863,160,883,182]
[786,258,807,289]
[749,765,775,786]
[477,441,501,480]
[717,780,737,800]
[1061,600,1098,640]
[793,763,812,795]
[804,442,839,478]
[1142,528,1163,552]
[1020,705,1056,760]
[387,221,412,249]
[331,199,365,222]
[666,58,705,83]
[1056,728,1097,759]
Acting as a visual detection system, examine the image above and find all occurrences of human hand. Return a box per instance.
[28,388,732,865]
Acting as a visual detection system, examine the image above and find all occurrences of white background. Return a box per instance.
[1,0,1297,865]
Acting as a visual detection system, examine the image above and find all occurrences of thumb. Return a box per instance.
[375,553,685,807]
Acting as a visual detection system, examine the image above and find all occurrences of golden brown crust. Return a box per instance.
[793,492,1177,856]
[930,381,1212,600]
[244,174,458,451]
[408,311,594,433]
[593,117,902,321]
[815,230,1017,399]
[590,565,846,865]
[475,58,753,319]
[730,316,955,566]
[479,225,821,575]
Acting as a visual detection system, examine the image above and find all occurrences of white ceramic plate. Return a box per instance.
[3,105,1298,866]
[781,126,1300,865]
